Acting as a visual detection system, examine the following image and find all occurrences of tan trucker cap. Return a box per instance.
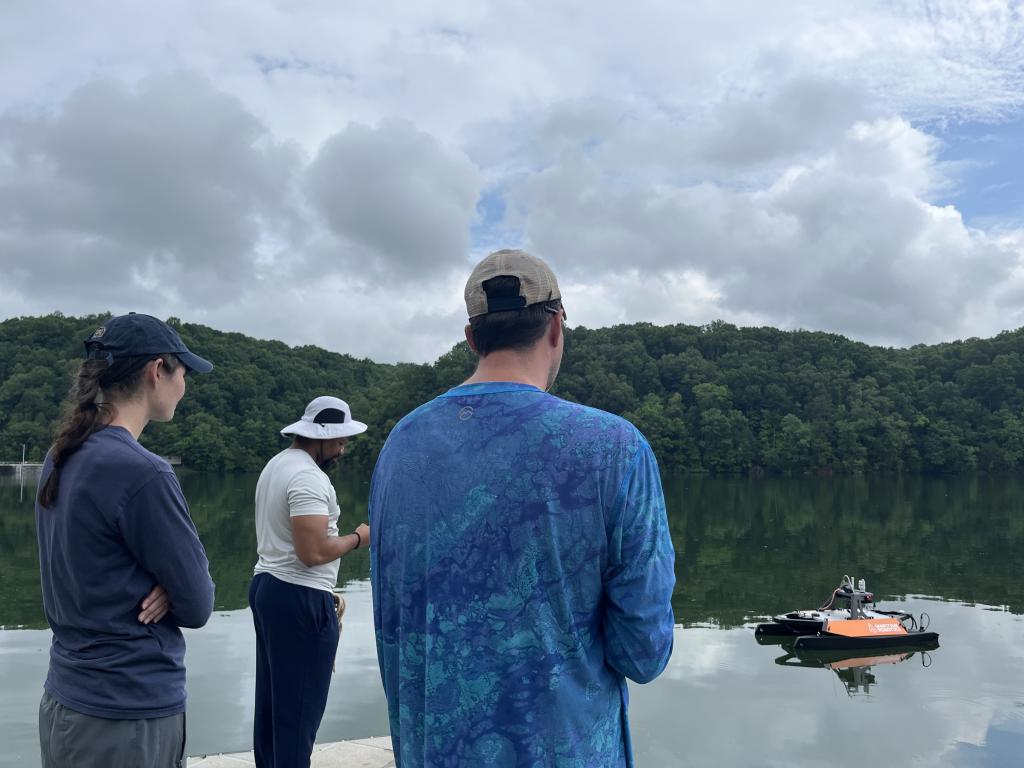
[464,249,561,318]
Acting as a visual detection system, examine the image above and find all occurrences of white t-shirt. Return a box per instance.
[253,448,341,592]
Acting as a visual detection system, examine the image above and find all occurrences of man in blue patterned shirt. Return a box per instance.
[369,249,676,767]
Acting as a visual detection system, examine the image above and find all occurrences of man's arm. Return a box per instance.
[118,471,216,629]
[292,515,367,566]
[288,472,368,567]
[602,440,676,683]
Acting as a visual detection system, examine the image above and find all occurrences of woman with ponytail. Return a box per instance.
[35,313,216,768]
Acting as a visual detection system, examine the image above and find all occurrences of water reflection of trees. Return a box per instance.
[180,472,372,613]
[0,479,45,627]
[0,468,373,629]
[670,474,1024,627]
[3,473,1022,629]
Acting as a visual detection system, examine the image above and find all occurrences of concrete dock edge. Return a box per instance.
[188,736,394,767]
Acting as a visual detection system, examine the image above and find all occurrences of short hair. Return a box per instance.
[469,276,562,356]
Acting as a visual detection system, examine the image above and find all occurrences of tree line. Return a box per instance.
[3,313,1024,474]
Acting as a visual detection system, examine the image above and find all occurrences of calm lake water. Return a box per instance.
[2,470,1023,767]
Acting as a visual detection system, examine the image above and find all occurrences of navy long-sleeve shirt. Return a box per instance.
[35,426,215,719]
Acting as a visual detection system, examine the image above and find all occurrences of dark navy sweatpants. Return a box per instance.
[249,573,340,768]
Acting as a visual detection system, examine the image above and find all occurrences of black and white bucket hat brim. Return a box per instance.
[280,395,367,440]
[280,419,367,440]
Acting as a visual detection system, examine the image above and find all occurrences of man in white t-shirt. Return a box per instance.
[249,396,369,768]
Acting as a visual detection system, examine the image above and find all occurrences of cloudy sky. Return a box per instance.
[2,1,1024,363]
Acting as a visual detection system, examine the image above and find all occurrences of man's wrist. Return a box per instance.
[352,530,363,549]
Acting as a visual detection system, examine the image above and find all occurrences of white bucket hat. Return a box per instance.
[280,396,368,440]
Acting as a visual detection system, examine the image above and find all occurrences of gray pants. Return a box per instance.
[39,692,186,768]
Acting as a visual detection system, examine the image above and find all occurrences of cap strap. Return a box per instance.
[486,295,527,312]
[85,345,114,366]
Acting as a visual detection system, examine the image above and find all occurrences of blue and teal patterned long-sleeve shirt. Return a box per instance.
[369,382,676,767]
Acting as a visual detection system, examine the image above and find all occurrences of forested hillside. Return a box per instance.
[3,313,1024,474]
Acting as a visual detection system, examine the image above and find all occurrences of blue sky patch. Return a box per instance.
[935,117,1024,228]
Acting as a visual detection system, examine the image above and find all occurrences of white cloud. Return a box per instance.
[1,1,1024,360]
[514,116,1023,347]
[0,77,479,360]
[305,120,480,280]
[0,74,302,306]
[206,274,468,364]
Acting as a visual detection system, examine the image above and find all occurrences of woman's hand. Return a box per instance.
[138,584,170,624]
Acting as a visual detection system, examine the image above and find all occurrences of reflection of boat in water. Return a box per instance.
[768,642,937,695]
[754,575,939,651]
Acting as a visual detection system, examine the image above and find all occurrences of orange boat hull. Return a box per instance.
[824,618,908,638]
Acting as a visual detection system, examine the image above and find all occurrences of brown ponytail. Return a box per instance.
[38,354,182,508]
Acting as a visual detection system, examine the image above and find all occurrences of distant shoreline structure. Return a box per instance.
[1,456,181,473]
[0,462,43,472]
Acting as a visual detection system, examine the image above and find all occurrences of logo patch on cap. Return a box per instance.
[91,326,106,339]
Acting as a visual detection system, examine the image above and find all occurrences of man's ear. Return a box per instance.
[465,324,480,354]
[547,313,562,347]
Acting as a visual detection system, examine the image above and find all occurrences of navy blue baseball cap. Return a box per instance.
[83,313,213,375]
